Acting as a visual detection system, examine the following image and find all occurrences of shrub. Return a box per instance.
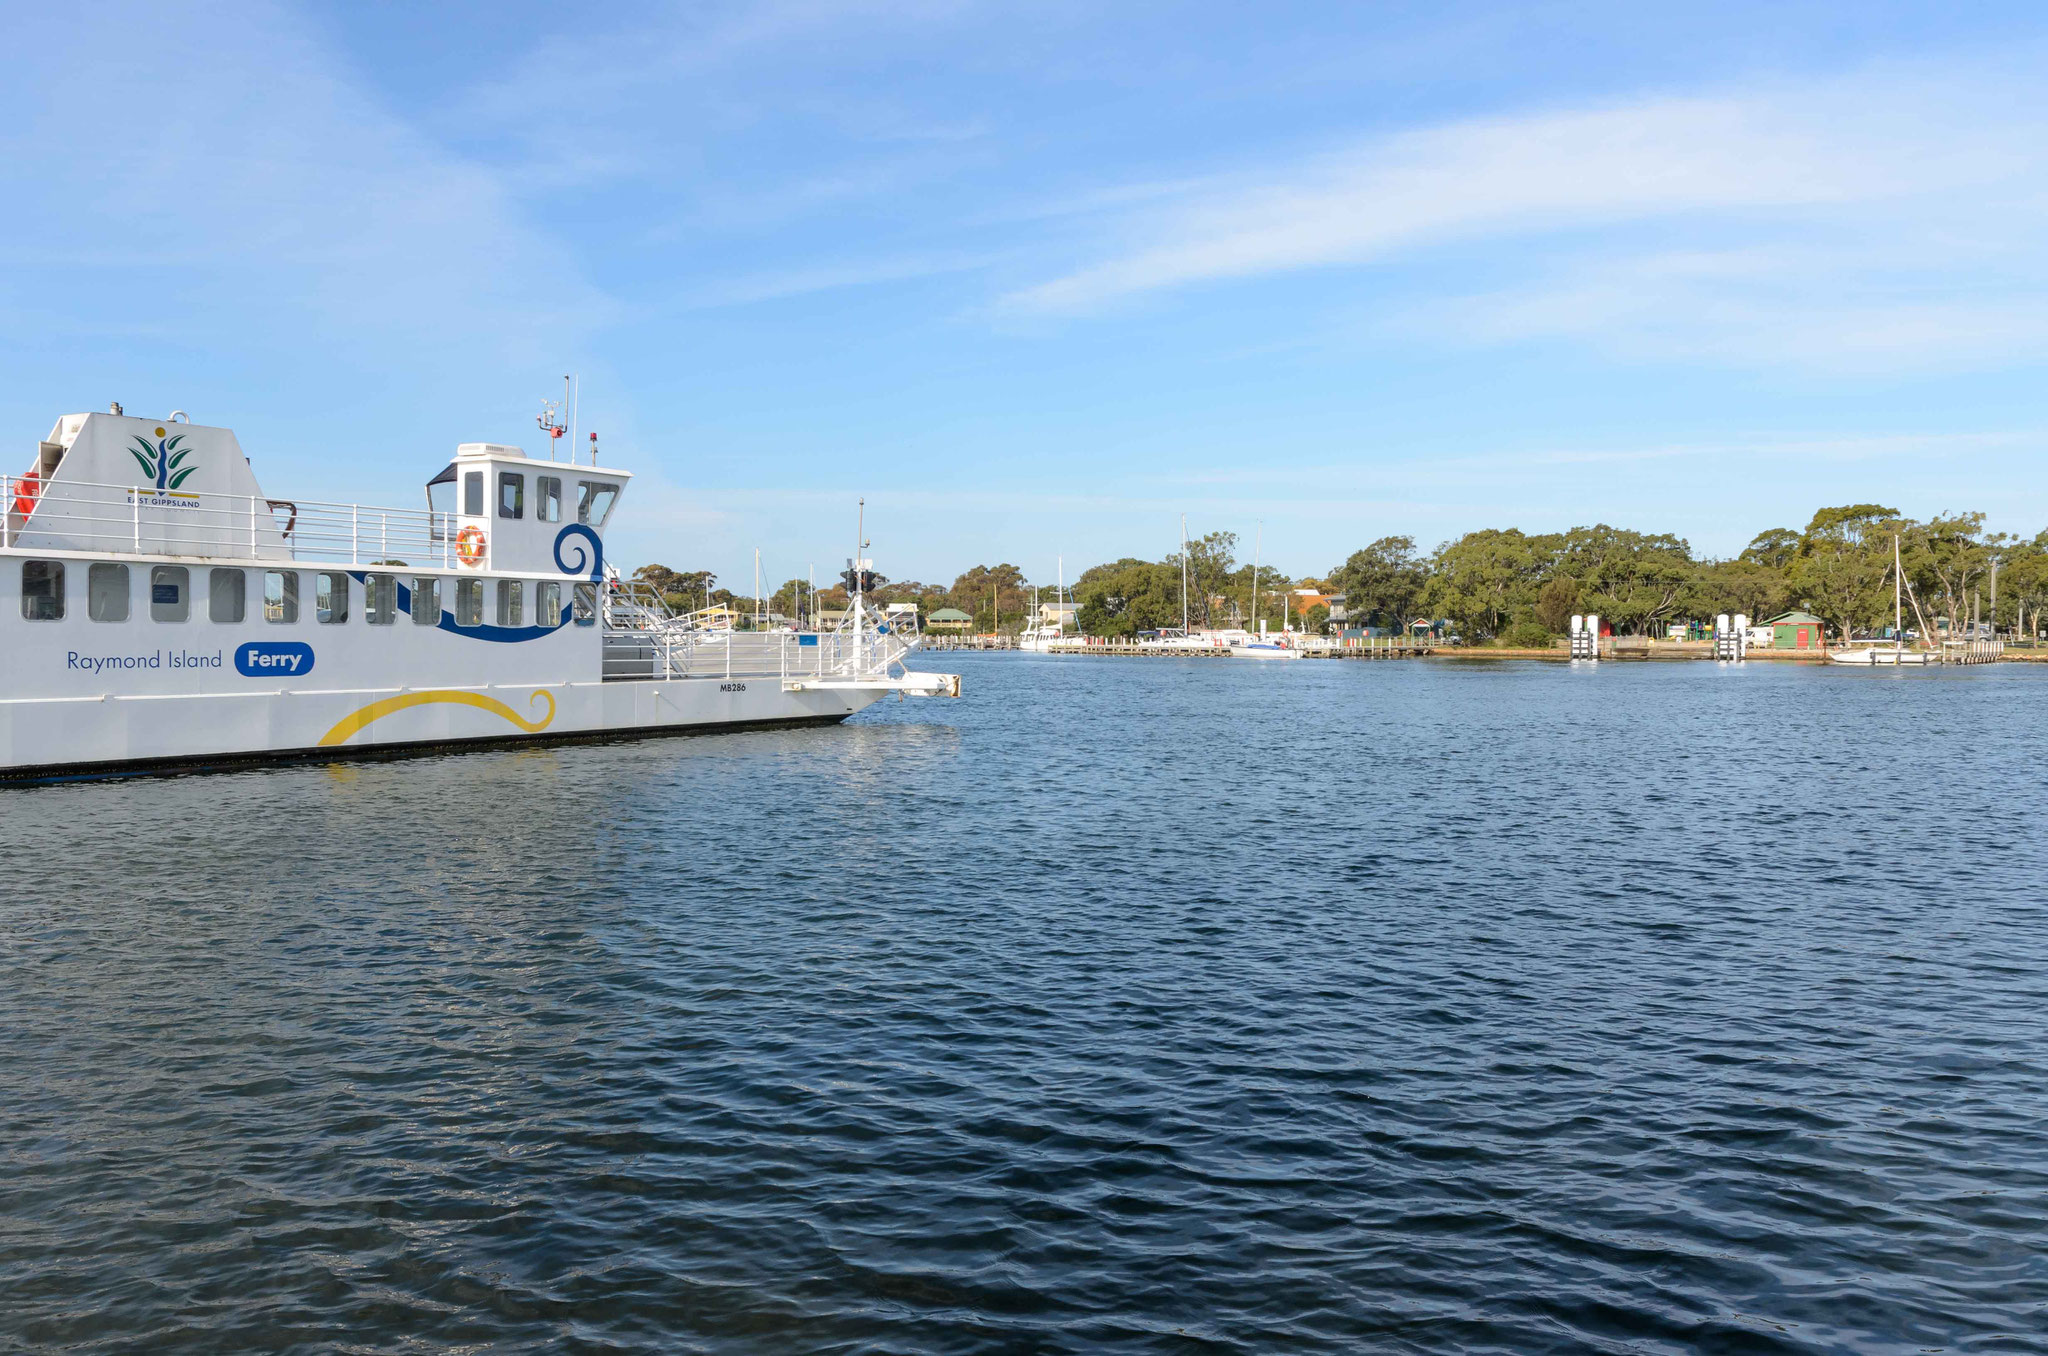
[1496,621,1556,649]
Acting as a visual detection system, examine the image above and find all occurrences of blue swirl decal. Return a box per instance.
[553,524,604,582]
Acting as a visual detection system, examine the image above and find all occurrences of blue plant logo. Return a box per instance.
[128,427,198,491]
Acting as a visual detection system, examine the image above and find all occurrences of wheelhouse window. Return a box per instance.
[576,481,619,527]
[537,581,562,628]
[411,576,440,626]
[455,577,483,628]
[462,470,484,517]
[365,573,396,625]
[498,472,524,520]
[89,563,129,622]
[536,476,562,523]
[497,579,523,627]
[316,571,349,624]
[209,568,245,624]
[265,571,299,623]
[151,566,190,623]
[573,582,597,626]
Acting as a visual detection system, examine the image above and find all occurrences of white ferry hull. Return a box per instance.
[0,677,889,783]
[2,409,957,783]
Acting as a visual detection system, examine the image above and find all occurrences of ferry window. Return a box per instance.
[462,471,484,517]
[576,481,619,526]
[151,566,190,623]
[21,561,63,620]
[411,576,441,626]
[498,472,524,520]
[89,563,130,622]
[497,579,524,627]
[264,571,299,623]
[316,571,349,624]
[536,476,562,523]
[537,581,562,628]
[573,582,597,626]
[455,577,482,628]
[365,573,396,625]
[209,569,245,624]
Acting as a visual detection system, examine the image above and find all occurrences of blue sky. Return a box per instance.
[5,1,2046,589]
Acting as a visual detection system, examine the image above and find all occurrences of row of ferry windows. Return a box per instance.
[18,562,598,629]
[460,472,618,524]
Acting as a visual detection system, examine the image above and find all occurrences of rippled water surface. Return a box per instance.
[5,655,2048,1354]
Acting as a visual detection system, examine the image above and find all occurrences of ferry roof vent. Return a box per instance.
[456,442,525,459]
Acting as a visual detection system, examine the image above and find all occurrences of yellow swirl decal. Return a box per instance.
[316,689,557,747]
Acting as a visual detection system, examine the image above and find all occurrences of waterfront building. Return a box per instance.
[1762,610,1827,651]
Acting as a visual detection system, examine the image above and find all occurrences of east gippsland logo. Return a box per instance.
[129,429,199,490]
[235,641,314,677]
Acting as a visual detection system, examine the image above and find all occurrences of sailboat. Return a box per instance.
[1831,535,1933,666]
[1229,522,1299,659]
[1016,557,1071,653]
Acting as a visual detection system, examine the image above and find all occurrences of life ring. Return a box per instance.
[13,469,39,519]
[455,525,488,567]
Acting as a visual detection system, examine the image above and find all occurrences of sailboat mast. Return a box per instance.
[1252,522,1262,633]
[1180,514,1190,633]
[1895,533,1904,653]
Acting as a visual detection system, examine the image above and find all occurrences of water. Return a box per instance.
[4,655,2046,1354]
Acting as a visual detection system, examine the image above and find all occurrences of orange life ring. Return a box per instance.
[455,524,488,567]
[13,469,39,519]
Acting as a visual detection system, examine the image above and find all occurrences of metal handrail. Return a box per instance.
[2,472,455,566]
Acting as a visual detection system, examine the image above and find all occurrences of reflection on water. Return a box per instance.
[4,656,2046,1354]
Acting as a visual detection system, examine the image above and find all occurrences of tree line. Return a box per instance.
[627,505,2048,642]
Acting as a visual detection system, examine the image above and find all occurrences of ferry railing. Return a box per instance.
[595,618,924,684]
[2,473,456,566]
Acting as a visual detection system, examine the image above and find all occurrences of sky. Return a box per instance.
[4,0,2046,590]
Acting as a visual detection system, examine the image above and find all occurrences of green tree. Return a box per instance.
[1422,529,1544,639]
[1554,525,1694,635]
[633,564,717,612]
[1790,505,1899,642]
[1231,562,1293,629]
[1741,528,1801,571]
[1164,530,1237,629]
[949,563,1031,632]
[1686,557,1790,626]
[1997,532,2048,639]
[1328,536,1428,629]
[1533,575,1580,632]
[1075,558,1182,637]
[1902,512,1991,639]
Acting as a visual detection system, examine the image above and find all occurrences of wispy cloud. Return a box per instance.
[0,0,613,363]
[683,251,1005,307]
[999,61,2048,369]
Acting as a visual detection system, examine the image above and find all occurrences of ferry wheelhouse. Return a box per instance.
[1,407,957,783]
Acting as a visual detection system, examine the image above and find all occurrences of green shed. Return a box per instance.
[1763,610,1826,651]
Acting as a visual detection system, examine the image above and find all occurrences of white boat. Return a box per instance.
[1830,533,1939,667]
[1228,620,1301,659]
[1136,628,1230,654]
[1016,557,1075,653]
[1,405,957,783]
[1830,646,1932,666]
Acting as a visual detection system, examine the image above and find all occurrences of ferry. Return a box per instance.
[1,405,958,784]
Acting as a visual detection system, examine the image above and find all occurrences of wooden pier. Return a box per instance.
[920,636,1437,658]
